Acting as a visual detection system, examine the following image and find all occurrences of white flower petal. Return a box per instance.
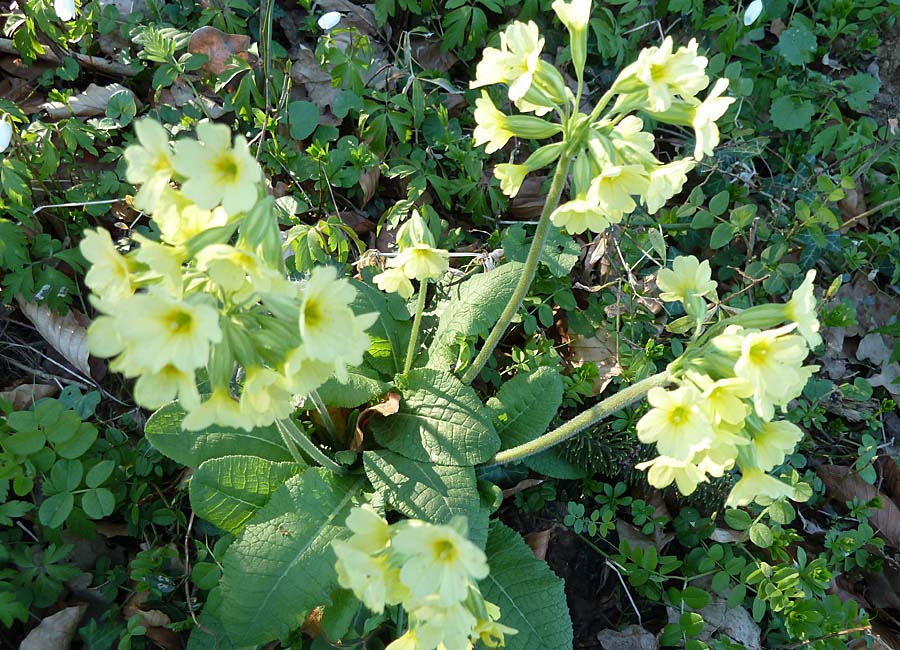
[0,118,12,153]
[54,0,77,21]
[743,0,763,26]
[318,11,342,30]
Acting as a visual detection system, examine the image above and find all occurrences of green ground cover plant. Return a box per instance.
[1,0,900,648]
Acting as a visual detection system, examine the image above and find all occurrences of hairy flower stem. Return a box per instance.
[461,154,573,385]
[404,284,428,375]
[308,389,337,438]
[483,370,671,467]
[276,417,347,475]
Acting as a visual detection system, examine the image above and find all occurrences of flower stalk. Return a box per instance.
[404,284,429,375]
[461,153,573,385]
[482,370,671,466]
[276,417,346,475]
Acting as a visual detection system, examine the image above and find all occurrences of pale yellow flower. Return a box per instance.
[692,78,734,160]
[693,374,753,426]
[751,420,804,472]
[299,266,359,362]
[610,115,657,167]
[550,195,609,235]
[473,92,514,154]
[80,229,134,303]
[239,366,294,427]
[172,122,262,215]
[637,385,714,461]
[151,188,230,247]
[344,504,393,553]
[644,158,696,214]
[182,386,252,431]
[409,601,477,650]
[134,364,200,411]
[86,314,125,360]
[391,244,450,282]
[471,21,544,101]
[733,324,809,420]
[396,210,436,249]
[636,455,707,495]
[589,164,649,215]
[493,163,530,197]
[619,37,709,112]
[132,233,184,297]
[726,466,795,507]
[124,119,174,211]
[785,269,821,348]
[332,541,400,614]
[473,601,517,648]
[656,255,717,303]
[282,345,335,396]
[552,0,591,31]
[385,630,421,650]
[393,518,489,606]
[120,291,222,373]
[373,266,415,300]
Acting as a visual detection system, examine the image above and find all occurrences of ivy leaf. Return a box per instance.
[190,456,305,535]
[364,450,490,548]
[219,469,365,645]
[502,225,580,278]
[486,367,563,451]
[480,521,573,650]
[770,95,815,131]
[776,23,817,65]
[428,262,524,372]
[370,368,500,465]
[145,401,292,468]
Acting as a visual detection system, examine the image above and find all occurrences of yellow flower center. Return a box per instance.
[166,309,194,334]
[748,342,770,365]
[153,154,171,174]
[214,153,239,184]
[668,405,689,426]
[649,63,667,84]
[304,299,322,329]
[433,539,458,563]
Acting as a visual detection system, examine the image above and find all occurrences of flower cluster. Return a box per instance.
[373,210,450,299]
[332,506,515,650]
[470,0,735,233]
[637,261,822,507]
[82,119,375,431]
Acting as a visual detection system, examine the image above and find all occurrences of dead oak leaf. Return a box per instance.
[817,464,900,547]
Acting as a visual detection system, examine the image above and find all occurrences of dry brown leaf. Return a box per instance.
[188,26,254,76]
[20,604,87,650]
[567,328,622,396]
[290,45,341,124]
[40,83,137,120]
[352,392,401,451]
[358,165,381,206]
[501,478,544,500]
[524,527,555,561]
[615,520,654,551]
[864,566,900,610]
[158,78,225,119]
[817,465,900,546]
[856,333,900,395]
[0,383,58,409]
[878,456,900,510]
[408,33,458,73]
[508,175,547,220]
[769,18,787,36]
[317,0,378,37]
[597,624,659,650]
[17,299,98,379]
[696,600,762,650]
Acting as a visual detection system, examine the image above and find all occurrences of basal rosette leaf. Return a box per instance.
[363,450,490,548]
[351,278,411,376]
[316,368,389,408]
[480,521,573,650]
[427,262,524,372]
[486,366,563,450]
[189,455,305,535]
[218,468,365,645]
[145,401,292,468]
[370,368,500,466]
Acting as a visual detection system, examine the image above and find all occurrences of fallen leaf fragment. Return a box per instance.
[188,26,254,76]
[40,83,137,120]
[17,298,98,379]
[524,526,555,561]
[817,465,900,546]
[20,604,87,650]
[597,624,659,650]
[501,478,544,500]
[0,383,58,409]
[352,392,401,451]
[567,328,622,396]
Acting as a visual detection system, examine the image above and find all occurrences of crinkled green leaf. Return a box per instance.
[145,401,292,468]
[776,23,817,66]
[364,450,489,548]
[370,368,499,465]
[502,225,579,277]
[316,369,389,409]
[486,367,563,451]
[480,521,572,650]
[219,469,364,645]
[190,456,304,535]
[351,278,411,376]
[428,262,524,372]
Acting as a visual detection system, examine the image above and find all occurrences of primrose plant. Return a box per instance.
[79,0,822,647]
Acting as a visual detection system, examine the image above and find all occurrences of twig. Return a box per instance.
[778,625,871,648]
[0,38,137,77]
[606,559,643,626]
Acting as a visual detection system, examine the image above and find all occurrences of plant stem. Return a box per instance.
[308,389,337,438]
[482,370,671,467]
[276,417,347,475]
[404,283,428,375]
[461,154,573,385]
